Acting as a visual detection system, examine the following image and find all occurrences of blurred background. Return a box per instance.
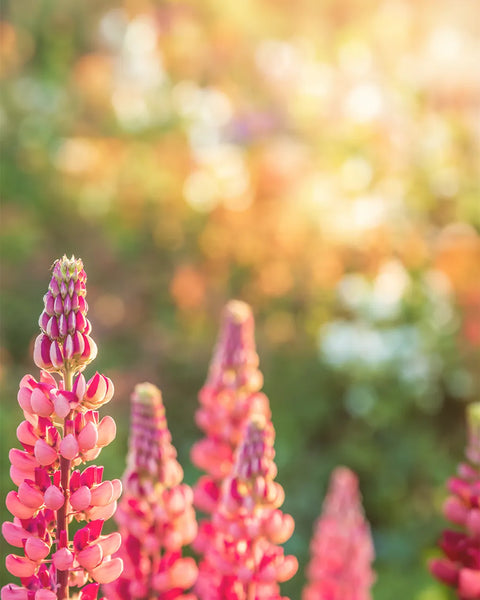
[1,0,479,597]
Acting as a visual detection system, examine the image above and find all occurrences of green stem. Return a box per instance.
[56,367,74,600]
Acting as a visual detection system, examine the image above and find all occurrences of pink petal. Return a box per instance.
[78,584,99,600]
[9,449,38,472]
[72,331,85,357]
[53,395,71,419]
[16,422,38,446]
[5,492,37,519]
[90,557,123,584]
[111,479,122,501]
[77,422,98,452]
[49,341,64,370]
[30,389,54,417]
[97,416,116,447]
[87,501,117,521]
[64,333,74,359]
[17,388,33,413]
[44,485,64,510]
[70,486,92,511]
[17,481,44,509]
[73,374,86,402]
[34,591,57,600]
[0,584,29,600]
[85,373,106,404]
[52,547,74,570]
[24,537,50,562]
[46,316,59,340]
[459,568,480,599]
[77,543,103,570]
[97,532,121,557]
[59,434,79,460]
[82,336,97,362]
[58,314,67,338]
[5,554,36,578]
[90,481,113,507]
[1,522,31,548]
[33,335,53,371]
[34,439,58,466]
[168,557,197,589]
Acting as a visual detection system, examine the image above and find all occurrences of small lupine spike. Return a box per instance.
[302,467,375,600]
[2,256,121,600]
[105,382,198,600]
[195,416,298,599]
[429,403,480,599]
[34,255,96,374]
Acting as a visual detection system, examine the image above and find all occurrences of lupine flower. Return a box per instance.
[195,417,298,600]
[2,255,122,600]
[191,301,270,539]
[106,383,198,600]
[302,467,375,600]
[429,403,480,600]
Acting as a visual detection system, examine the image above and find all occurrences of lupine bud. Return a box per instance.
[34,255,96,373]
[430,403,480,598]
[2,256,121,600]
[106,383,198,600]
[302,467,375,600]
[195,417,297,599]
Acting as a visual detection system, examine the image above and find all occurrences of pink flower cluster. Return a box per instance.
[429,403,480,599]
[2,256,122,600]
[302,467,375,600]
[191,300,270,518]
[107,383,197,600]
[195,417,298,599]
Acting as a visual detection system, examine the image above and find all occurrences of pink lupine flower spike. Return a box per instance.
[429,403,480,599]
[2,256,122,600]
[106,383,198,600]
[302,467,375,600]
[195,416,298,599]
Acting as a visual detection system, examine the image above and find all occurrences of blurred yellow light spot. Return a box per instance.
[93,294,126,328]
[344,83,383,122]
[183,170,220,212]
[55,138,100,175]
[338,39,372,76]
[169,265,206,311]
[99,9,128,49]
[340,157,373,192]
[124,16,158,55]
[112,88,150,129]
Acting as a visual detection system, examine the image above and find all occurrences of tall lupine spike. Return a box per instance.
[302,467,375,600]
[195,416,298,600]
[2,256,122,600]
[429,403,480,599]
[105,383,198,600]
[191,301,271,543]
